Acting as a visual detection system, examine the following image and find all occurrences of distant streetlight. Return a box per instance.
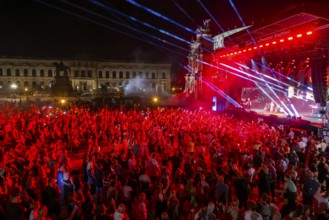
[60,99,66,104]
[11,84,17,90]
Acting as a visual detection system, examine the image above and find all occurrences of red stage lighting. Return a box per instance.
[306,31,312,35]
[272,41,277,44]
[280,39,284,43]
[288,37,293,40]
[297,34,302,38]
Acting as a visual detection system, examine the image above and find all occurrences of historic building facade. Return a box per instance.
[0,57,171,95]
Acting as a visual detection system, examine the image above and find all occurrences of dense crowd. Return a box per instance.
[0,102,328,220]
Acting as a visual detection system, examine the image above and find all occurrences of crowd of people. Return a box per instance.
[0,101,328,220]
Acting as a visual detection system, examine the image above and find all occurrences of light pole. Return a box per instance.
[10,83,17,101]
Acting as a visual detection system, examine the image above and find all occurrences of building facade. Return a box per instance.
[0,57,171,95]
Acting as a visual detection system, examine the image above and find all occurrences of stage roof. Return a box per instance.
[226,12,329,47]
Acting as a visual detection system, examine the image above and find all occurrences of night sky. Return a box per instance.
[1,0,329,80]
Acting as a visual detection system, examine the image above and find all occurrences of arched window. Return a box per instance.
[106,71,110,78]
[0,68,2,76]
[48,69,53,77]
[40,69,45,77]
[15,81,20,87]
[145,72,149,79]
[119,72,123,79]
[6,69,11,76]
[0,81,3,88]
[32,69,36,77]
[98,71,103,78]
[139,72,143,78]
[87,71,92,77]
[32,81,37,89]
[24,69,29,77]
[132,72,136,78]
[126,72,130,79]
[152,72,156,79]
[15,69,20,77]
[81,71,86,77]
[162,72,166,79]
[24,81,29,87]
[162,82,166,91]
[40,81,45,89]
[74,70,79,77]
[113,71,117,78]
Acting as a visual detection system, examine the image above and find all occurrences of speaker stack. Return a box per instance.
[310,48,328,106]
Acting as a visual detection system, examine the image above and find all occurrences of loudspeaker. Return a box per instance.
[311,53,328,106]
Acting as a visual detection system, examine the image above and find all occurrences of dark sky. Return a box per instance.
[0,0,329,67]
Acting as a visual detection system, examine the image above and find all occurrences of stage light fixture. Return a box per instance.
[297,34,302,38]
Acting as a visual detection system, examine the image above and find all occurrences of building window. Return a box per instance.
[113,71,116,78]
[145,72,149,79]
[0,68,2,76]
[23,69,28,77]
[48,70,53,77]
[162,72,166,79]
[139,72,143,78]
[24,81,28,87]
[119,72,123,79]
[74,70,79,77]
[15,69,20,77]
[152,83,156,89]
[0,81,3,89]
[126,72,130,79]
[40,69,45,77]
[32,69,36,77]
[152,72,156,79]
[106,71,110,78]
[6,69,11,76]
[162,82,166,91]
[32,81,37,89]
[87,71,92,77]
[81,71,86,77]
[132,72,136,78]
[98,71,102,78]
[40,81,45,89]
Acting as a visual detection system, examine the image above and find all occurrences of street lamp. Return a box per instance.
[10,83,17,100]
[10,83,17,90]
